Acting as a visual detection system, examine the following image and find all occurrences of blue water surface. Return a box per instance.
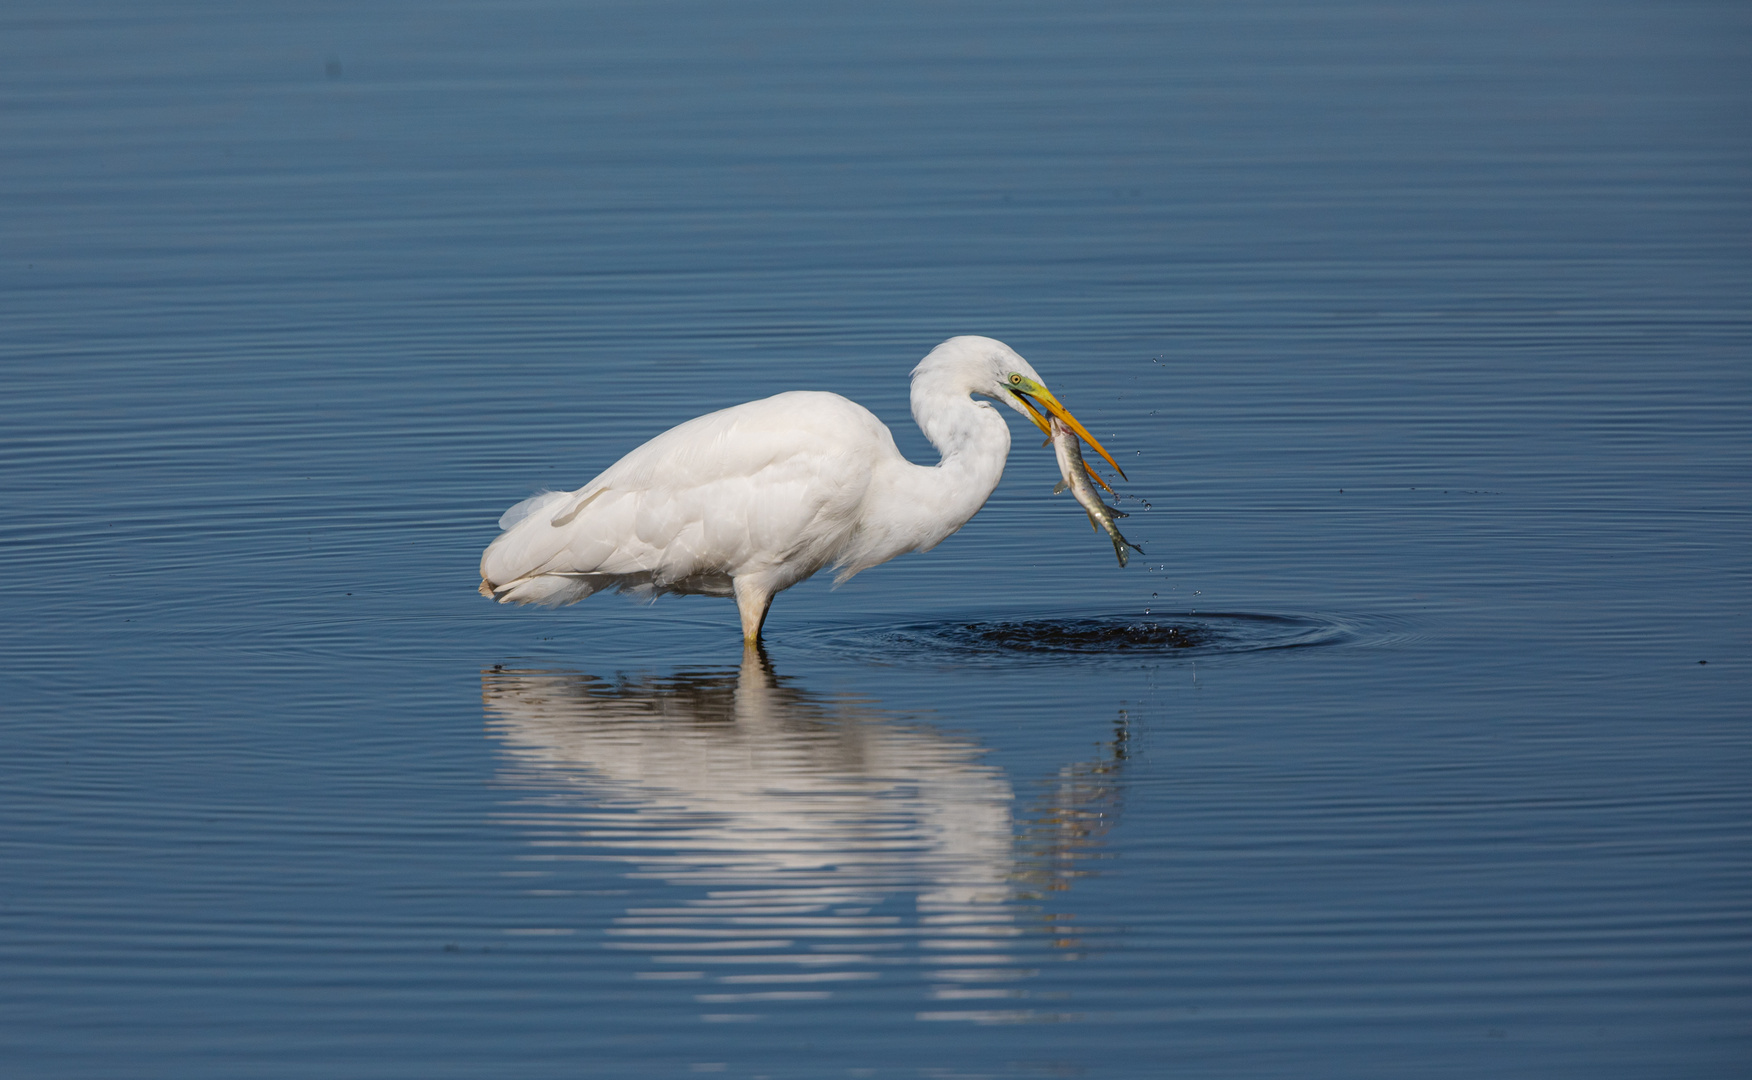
[2,1,1748,1077]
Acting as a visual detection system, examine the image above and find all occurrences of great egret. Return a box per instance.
[479,335,1126,643]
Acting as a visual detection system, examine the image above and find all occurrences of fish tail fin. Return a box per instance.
[1106,524,1142,568]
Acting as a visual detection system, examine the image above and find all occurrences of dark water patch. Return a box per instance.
[806,611,1405,665]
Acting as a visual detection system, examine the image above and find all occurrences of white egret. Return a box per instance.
[479,335,1126,643]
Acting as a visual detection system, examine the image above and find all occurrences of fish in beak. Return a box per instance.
[1008,376,1128,482]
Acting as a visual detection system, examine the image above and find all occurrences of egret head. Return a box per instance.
[917,336,1127,480]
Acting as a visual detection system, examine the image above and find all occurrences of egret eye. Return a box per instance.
[1009,374,1023,386]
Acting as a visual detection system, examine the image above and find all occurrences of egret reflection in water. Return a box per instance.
[481,649,1128,1019]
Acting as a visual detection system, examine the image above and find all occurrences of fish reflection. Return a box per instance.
[482,648,1126,1020]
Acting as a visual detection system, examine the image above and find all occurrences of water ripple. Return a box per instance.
[804,610,1410,665]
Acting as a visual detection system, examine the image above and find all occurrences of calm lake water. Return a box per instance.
[3,1,1748,1076]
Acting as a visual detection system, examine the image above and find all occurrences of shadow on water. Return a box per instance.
[480,649,1127,1021]
[800,610,1400,665]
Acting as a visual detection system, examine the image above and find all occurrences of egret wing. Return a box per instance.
[481,392,885,604]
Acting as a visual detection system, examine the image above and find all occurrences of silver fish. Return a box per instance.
[1049,416,1141,567]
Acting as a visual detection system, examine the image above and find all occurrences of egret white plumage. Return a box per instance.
[479,336,1127,644]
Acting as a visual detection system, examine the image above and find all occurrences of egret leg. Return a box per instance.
[734,577,775,645]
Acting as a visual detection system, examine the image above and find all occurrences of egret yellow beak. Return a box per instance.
[1009,377,1128,481]
[1011,392,1053,437]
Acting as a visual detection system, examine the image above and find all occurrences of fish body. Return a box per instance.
[1049,417,1141,567]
